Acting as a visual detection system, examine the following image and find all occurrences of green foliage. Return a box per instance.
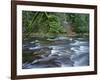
[47,15,62,33]
[66,13,89,33]
[22,11,89,38]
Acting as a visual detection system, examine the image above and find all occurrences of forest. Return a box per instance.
[22,11,89,38]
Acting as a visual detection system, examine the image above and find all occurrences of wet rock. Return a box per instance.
[23,46,52,65]
[32,47,52,57]
[31,56,61,67]
[32,56,57,64]
[22,39,41,51]
[22,62,33,69]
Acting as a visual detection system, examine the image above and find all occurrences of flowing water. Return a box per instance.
[22,36,89,69]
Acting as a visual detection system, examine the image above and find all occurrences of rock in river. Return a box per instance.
[32,46,52,58]
[31,56,61,67]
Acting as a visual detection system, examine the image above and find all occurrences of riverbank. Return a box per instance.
[23,32,89,39]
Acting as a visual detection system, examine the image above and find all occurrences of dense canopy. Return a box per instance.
[22,11,89,38]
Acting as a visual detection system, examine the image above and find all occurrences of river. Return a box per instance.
[22,36,89,69]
